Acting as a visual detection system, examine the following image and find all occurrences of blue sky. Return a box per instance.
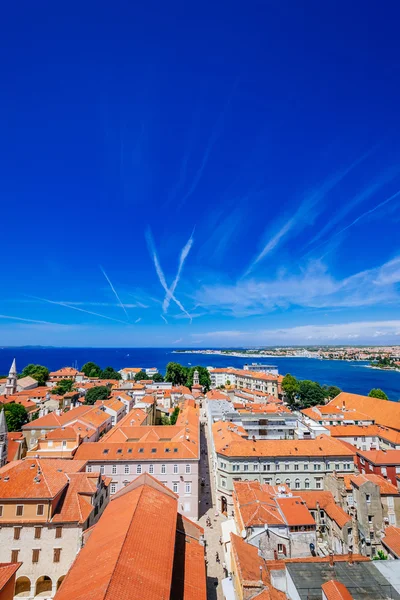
[1,1,400,347]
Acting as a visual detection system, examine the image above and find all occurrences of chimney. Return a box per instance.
[348,550,353,565]
[329,552,334,568]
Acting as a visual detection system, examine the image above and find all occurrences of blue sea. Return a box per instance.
[1,347,400,401]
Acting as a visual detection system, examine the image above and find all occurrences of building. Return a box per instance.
[0,411,8,467]
[301,405,374,427]
[48,367,84,383]
[0,458,110,599]
[212,424,356,514]
[7,432,26,463]
[233,481,317,560]
[54,473,206,600]
[3,360,17,397]
[73,403,200,519]
[325,425,380,451]
[94,398,126,425]
[325,392,400,431]
[118,367,143,381]
[22,405,112,449]
[355,449,400,486]
[26,427,82,459]
[208,367,279,397]
[243,363,279,375]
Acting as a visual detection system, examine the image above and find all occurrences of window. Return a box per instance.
[112,465,117,474]
[87,465,92,473]
[124,465,130,474]
[316,479,322,489]
[185,464,191,474]
[0,505,3,517]
[11,550,19,562]
[32,549,40,563]
[253,463,259,471]
[37,504,44,516]
[389,514,396,525]
[55,526,62,539]
[53,548,61,563]
[16,505,23,517]
[295,479,300,489]
[14,527,21,540]
[173,465,178,474]
[221,478,226,488]
[276,478,281,484]
[34,527,42,539]
[161,465,166,474]
[151,448,157,453]
[305,479,310,489]
[278,544,283,553]
[294,464,299,471]
[368,515,373,523]
[110,483,117,494]
[304,464,308,470]
[233,464,240,472]
[285,478,291,487]
[62,440,67,448]
[100,466,105,475]
[136,465,141,474]
[314,464,321,471]
[366,494,371,503]
[276,463,280,471]
[173,482,178,493]
[244,464,249,472]
[263,464,271,471]
[335,464,340,470]
[381,467,387,477]
[285,463,290,471]
[388,496,394,508]
[185,482,191,494]
[149,464,154,474]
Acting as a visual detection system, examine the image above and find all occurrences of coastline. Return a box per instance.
[363,364,400,373]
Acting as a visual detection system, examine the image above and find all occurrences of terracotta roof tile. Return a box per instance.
[350,473,399,495]
[322,580,354,600]
[382,525,400,557]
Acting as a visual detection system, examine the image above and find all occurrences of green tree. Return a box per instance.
[186,366,211,391]
[134,370,148,382]
[373,550,388,560]
[85,386,110,405]
[165,362,189,386]
[99,366,121,380]
[20,364,49,386]
[368,388,388,400]
[170,406,180,425]
[282,374,300,405]
[323,385,342,399]
[81,362,102,378]
[152,372,164,382]
[4,404,28,431]
[52,379,75,396]
[298,380,326,407]
[226,379,231,386]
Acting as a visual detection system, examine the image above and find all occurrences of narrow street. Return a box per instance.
[199,411,227,600]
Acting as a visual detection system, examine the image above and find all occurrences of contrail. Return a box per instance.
[161,314,168,324]
[134,317,142,323]
[0,314,65,326]
[145,230,192,320]
[100,266,130,321]
[162,230,194,313]
[27,295,130,325]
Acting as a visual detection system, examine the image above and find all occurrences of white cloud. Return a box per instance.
[195,256,400,316]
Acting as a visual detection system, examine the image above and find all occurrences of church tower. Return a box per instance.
[193,370,200,386]
[4,358,17,396]
[0,410,8,467]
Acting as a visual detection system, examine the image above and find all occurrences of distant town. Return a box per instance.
[175,345,400,370]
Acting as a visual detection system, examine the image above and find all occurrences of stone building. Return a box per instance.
[0,458,110,598]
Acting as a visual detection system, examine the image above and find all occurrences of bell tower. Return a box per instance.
[4,358,17,396]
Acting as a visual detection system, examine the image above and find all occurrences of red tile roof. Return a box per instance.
[0,562,21,592]
[382,525,400,557]
[356,448,400,465]
[54,473,205,600]
[322,580,353,600]
[327,392,400,430]
[350,473,399,495]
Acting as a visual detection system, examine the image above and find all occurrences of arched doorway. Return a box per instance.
[56,576,65,591]
[15,576,31,596]
[221,496,227,514]
[35,576,52,596]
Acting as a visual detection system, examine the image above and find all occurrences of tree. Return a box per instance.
[85,386,110,405]
[52,379,75,396]
[186,366,211,391]
[152,372,164,382]
[20,364,49,386]
[170,406,180,425]
[81,362,102,378]
[298,380,326,408]
[282,374,300,405]
[165,362,189,386]
[134,370,148,382]
[99,367,121,380]
[368,388,388,400]
[373,550,388,560]
[323,385,342,399]
[4,404,28,431]
[226,379,231,386]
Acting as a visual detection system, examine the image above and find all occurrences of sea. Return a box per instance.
[1,347,400,401]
